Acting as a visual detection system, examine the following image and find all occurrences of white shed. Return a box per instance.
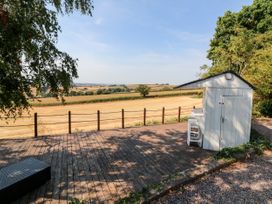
[177,71,255,151]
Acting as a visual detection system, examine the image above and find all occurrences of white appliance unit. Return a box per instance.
[187,108,204,147]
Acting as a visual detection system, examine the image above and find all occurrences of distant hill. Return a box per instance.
[74,83,170,87]
[74,83,112,87]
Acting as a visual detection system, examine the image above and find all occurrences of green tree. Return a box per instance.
[202,0,272,100]
[0,0,93,118]
[136,85,151,97]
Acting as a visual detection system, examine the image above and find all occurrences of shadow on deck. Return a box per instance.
[0,123,212,203]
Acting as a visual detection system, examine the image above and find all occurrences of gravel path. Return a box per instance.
[156,153,272,204]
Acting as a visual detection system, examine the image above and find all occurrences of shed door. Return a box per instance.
[220,96,247,149]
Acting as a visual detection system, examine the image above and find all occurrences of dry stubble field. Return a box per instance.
[0,96,202,139]
[30,90,198,106]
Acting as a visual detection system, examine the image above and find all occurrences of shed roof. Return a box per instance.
[176,71,255,90]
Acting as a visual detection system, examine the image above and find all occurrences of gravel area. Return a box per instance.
[155,154,272,204]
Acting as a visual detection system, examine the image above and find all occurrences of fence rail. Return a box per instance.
[0,106,197,138]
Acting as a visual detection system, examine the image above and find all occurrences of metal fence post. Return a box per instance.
[97,110,100,131]
[68,111,71,134]
[34,113,38,138]
[122,109,125,129]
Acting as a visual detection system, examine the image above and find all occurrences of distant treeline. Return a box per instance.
[39,85,175,98]
[40,86,131,97]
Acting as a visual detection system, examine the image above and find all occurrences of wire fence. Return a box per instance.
[0,106,198,138]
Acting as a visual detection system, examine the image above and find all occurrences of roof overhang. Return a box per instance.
[175,71,255,90]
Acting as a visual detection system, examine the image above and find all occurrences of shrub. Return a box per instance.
[96,88,129,95]
[214,129,272,160]
[257,99,272,117]
[96,89,104,95]
[85,91,94,95]
[135,85,151,97]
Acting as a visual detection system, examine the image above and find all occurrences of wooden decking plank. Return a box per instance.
[39,136,59,204]
[33,137,52,204]
[124,133,174,175]
[90,133,122,200]
[67,133,76,202]
[83,132,113,202]
[0,138,25,167]
[9,138,34,204]
[85,132,117,202]
[79,132,104,201]
[50,135,64,204]
[96,132,142,195]
[58,134,68,204]
[41,137,55,203]
[47,136,62,204]
[107,133,164,186]
[93,132,128,200]
[44,136,62,204]
[94,131,134,197]
[0,123,208,203]
[70,133,87,201]
[110,133,168,177]
[75,133,97,201]
[17,138,42,204]
[27,138,49,204]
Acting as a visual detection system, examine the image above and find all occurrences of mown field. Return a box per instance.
[30,89,201,106]
[0,95,202,139]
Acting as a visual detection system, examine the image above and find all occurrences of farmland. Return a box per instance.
[0,95,202,139]
[30,89,201,106]
[72,83,174,92]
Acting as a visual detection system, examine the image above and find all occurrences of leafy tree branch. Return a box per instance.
[0,0,93,118]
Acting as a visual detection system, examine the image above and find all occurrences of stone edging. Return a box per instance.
[141,158,236,203]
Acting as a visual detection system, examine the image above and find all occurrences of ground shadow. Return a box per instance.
[0,123,212,203]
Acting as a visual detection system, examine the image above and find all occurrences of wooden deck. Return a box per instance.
[0,123,212,203]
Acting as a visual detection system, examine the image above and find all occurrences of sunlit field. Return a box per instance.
[30,89,200,106]
[0,95,202,139]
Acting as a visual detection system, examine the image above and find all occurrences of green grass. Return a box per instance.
[128,116,188,127]
[214,129,272,160]
[68,198,86,204]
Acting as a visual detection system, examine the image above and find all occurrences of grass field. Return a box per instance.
[30,89,201,106]
[0,95,202,139]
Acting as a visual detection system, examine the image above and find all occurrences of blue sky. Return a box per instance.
[57,0,253,84]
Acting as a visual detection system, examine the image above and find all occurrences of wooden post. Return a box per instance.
[162,107,165,124]
[68,111,71,134]
[122,109,125,129]
[97,110,100,131]
[34,113,38,138]
[178,106,181,122]
[143,108,146,126]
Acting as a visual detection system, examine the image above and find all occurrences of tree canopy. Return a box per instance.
[136,85,151,98]
[0,0,93,118]
[202,0,272,100]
